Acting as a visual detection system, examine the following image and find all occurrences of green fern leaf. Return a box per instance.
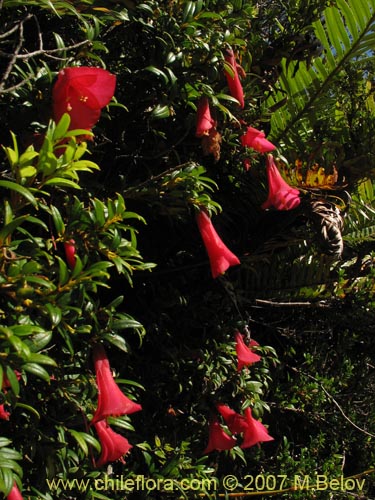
[268,0,375,143]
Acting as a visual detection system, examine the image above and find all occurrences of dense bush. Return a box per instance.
[0,1,375,499]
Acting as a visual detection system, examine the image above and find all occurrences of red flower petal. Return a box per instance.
[196,97,215,137]
[0,404,10,421]
[53,67,116,132]
[203,418,237,453]
[240,126,276,153]
[216,403,248,434]
[94,420,132,467]
[235,331,261,371]
[91,345,142,424]
[7,483,23,500]
[224,50,245,108]
[196,210,240,279]
[261,154,301,211]
[241,408,274,449]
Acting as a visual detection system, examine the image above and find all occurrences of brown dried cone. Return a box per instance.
[309,199,346,258]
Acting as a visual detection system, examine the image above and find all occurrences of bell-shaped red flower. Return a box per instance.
[196,97,215,137]
[91,344,142,424]
[52,66,116,133]
[203,418,237,454]
[94,420,132,467]
[64,239,76,270]
[240,126,276,153]
[216,403,248,434]
[241,408,274,449]
[262,154,301,210]
[235,331,261,371]
[7,483,23,500]
[224,50,245,108]
[196,210,240,279]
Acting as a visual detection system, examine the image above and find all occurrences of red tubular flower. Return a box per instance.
[216,404,248,434]
[235,331,261,371]
[241,408,274,449]
[7,483,23,500]
[262,154,301,211]
[91,344,142,424]
[224,50,245,108]
[94,420,132,467]
[52,66,116,133]
[0,404,10,421]
[196,210,240,279]
[240,126,276,153]
[64,239,76,270]
[196,97,215,137]
[203,418,237,454]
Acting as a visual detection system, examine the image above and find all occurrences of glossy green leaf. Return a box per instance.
[43,177,81,190]
[0,180,37,207]
[5,365,20,396]
[22,363,51,383]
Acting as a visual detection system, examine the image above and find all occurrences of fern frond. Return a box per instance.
[268,0,375,143]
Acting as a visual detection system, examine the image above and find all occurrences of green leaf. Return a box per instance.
[43,177,81,190]
[19,166,37,178]
[25,353,56,366]
[18,147,39,168]
[68,430,88,455]
[50,205,65,236]
[5,365,20,396]
[11,325,46,337]
[0,439,12,448]
[0,215,29,244]
[102,333,129,353]
[0,180,37,207]
[150,104,171,119]
[44,303,62,327]
[22,362,51,382]
[144,66,169,85]
[52,113,71,141]
[112,317,144,330]
[0,466,17,494]
[27,331,53,352]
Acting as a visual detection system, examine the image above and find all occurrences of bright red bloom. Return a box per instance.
[241,408,274,449]
[240,126,276,153]
[235,331,261,371]
[94,420,132,467]
[224,50,245,108]
[91,344,142,424]
[262,154,301,210]
[203,418,237,454]
[7,483,23,500]
[196,97,215,137]
[0,404,10,420]
[196,210,240,279]
[216,404,248,434]
[52,66,116,132]
[64,239,76,270]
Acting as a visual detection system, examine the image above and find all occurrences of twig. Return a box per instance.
[123,162,198,194]
[0,15,31,92]
[294,368,375,439]
[255,298,329,308]
[0,39,89,60]
[319,383,375,438]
